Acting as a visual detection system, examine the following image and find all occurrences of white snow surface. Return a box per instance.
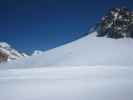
[0,32,133,100]
[0,66,133,100]
[1,32,133,68]
[32,50,44,56]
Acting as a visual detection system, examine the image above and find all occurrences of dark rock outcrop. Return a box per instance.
[97,7,133,39]
[0,51,8,63]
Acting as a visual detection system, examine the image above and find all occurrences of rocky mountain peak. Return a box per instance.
[0,42,28,62]
[96,7,133,38]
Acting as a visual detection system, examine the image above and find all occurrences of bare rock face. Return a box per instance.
[0,51,8,63]
[97,7,133,39]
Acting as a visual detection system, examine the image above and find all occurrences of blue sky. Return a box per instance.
[0,0,132,54]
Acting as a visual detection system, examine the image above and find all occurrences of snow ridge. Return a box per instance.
[1,32,133,69]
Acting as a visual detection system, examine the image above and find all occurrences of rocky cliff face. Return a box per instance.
[97,7,133,38]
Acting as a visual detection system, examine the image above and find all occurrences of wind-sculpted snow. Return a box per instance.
[1,32,133,69]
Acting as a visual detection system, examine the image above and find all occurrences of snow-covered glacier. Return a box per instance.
[0,32,133,100]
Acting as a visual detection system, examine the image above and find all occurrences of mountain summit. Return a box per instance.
[0,42,28,62]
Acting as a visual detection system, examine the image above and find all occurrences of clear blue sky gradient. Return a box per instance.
[0,0,132,54]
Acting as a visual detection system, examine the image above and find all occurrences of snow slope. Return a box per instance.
[1,32,133,69]
[0,32,133,100]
